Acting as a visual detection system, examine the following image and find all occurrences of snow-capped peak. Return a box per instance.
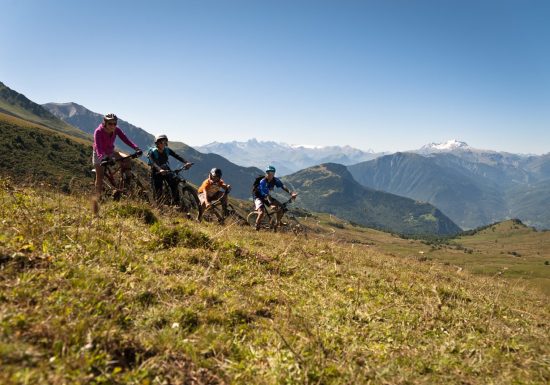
[420,139,470,152]
[289,143,326,150]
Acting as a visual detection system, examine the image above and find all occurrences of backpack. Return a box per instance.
[252,175,265,197]
[148,147,173,160]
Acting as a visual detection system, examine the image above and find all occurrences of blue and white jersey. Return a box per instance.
[257,177,284,198]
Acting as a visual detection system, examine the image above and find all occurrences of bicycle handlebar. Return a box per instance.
[173,162,194,174]
[100,151,142,167]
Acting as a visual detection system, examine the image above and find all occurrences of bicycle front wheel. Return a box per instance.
[246,211,272,230]
[179,184,200,219]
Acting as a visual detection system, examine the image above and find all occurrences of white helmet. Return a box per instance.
[155,134,168,143]
[103,113,118,122]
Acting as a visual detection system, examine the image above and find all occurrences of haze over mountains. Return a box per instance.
[196,139,384,175]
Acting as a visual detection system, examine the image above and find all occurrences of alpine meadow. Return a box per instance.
[1,81,549,384]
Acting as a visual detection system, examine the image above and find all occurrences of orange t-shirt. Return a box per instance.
[198,178,228,196]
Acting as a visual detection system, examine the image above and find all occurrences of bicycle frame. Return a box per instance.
[155,164,200,218]
[98,152,142,197]
[201,190,230,221]
[264,196,294,219]
[247,196,296,231]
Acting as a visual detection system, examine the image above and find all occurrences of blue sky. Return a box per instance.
[1,0,549,154]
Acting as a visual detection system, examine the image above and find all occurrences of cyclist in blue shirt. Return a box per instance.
[253,165,297,230]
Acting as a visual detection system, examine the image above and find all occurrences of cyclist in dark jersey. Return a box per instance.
[147,134,193,204]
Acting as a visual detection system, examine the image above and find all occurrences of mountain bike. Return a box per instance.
[201,190,247,225]
[95,151,148,201]
[246,197,306,235]
[154,164,201,219]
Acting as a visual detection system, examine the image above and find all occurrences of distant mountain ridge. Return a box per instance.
[0,82,89,140]
[284,163,461,236]
[44,102,155,152]
[348,147,550,229]
[196,139,385,175]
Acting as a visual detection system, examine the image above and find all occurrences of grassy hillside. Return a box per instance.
[0,113,157,197]
[285,163,461,236]
[0,82,89,141]
[300,214,550,296]
[0,115,94,190]
[1,181,547,384]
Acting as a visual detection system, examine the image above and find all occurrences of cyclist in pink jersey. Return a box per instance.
[92,113,142,214]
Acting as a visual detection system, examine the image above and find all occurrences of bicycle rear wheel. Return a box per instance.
[179,184,200,219]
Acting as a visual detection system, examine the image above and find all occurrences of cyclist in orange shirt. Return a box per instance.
[197,168,231,221]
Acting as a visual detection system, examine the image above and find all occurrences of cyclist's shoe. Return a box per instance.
[255,223,260,231]
[100,158,115,167]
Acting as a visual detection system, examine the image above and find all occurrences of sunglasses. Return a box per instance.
[106,122,117,126]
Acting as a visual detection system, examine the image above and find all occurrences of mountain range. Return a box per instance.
[348,143,550,229]
[3,79,548,233]
[196,139,384,175]
[284,163,461,235]
[196,138,550,230]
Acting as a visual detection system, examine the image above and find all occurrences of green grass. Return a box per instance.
[299,214,550,296]
[0,180,548,384]
[0,117,94,191]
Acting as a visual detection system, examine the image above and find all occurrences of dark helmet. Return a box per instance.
[265,165,276,173]
[103,113,118,122]
[210,168,222,178]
